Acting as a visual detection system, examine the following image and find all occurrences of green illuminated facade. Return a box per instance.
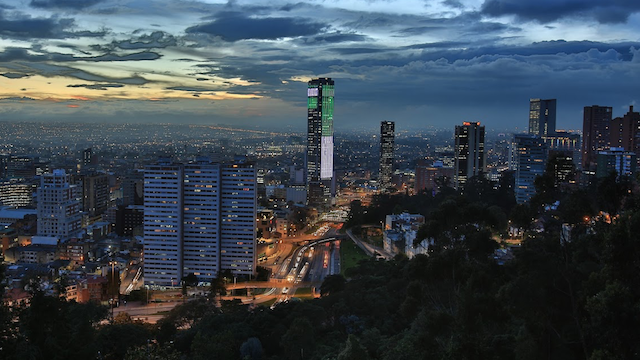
[306,78,335,206]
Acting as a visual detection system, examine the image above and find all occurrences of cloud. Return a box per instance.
[0,10,74,39]
[481,0,640,24]
[30,0,104,10]
[67,83,125,90]
[297,32,369,45]
[113,31,177,50]
[0,47,161,62]
[1,72,30,79]
[0,96,36,101]
[185,11,325,41]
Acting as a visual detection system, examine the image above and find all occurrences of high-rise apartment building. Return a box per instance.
[511,134,548,204]
[529,99,556,137]
[73,172,109,217]
[454,122,486,189]
[596,147,636,179]
[306,78,335,206]
[143,158,256,288]
[582,105,612,170]
[379,121,395,191]
[610,106,640,164]
[37,169,82,241]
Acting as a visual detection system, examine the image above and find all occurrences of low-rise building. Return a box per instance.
[383,213,428,259]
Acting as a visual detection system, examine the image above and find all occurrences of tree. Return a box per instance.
[209,274,227,300]
[240,337,263,360]
[337,334,369,360]
[281,317,315,360]
[320,274,346,296]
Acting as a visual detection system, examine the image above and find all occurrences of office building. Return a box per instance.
[582,105,612,170]
[512,134,548,204]
[610,106,640,165]
[37,169,82,241]
[415,161,454,193]
[529,98,556,137]
[0,179,37,208]
[596,147,636,179]
[379,121,395,191]
[306,78,335,206]
[454,122,486,189]
[143,158,256,288]
[542,131,581,169]
[83,148,93,168]
[74,172,109,217]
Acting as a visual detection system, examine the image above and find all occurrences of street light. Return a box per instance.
[109,260,117,321]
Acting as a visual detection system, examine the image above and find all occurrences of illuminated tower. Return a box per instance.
[529,98,556,137]
[454,122,485,189]
[379,121,395,191]
[306,78,335,206]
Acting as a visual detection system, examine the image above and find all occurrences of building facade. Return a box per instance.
[609,106,640,166]
[454,122,486,189]
[529,98,556,137]
[379,121,395,191]
[37,169,82,241]
[143,159,256,288]
[306,78,335,206]
[511,134,548,204]
[596,147,636,179]
[582,105,612,170]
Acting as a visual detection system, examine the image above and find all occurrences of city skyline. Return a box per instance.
[0,0,639,130]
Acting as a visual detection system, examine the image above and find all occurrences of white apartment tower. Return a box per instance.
[37,169,82,241]
[144,159,256,288]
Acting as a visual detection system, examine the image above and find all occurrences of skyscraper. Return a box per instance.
[306,78,335,206]
[454,122,486,189]
[511,134,548,204]
[379,121,395,191]
[143,158,256,288]
[37,169,82,241]
[582,105,612,170]
[610,106,640,162]
[529,98,556,137]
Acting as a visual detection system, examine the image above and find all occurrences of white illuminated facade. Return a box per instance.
[144,159,256,288]
[306,78,335,206]
[37,169,82,241]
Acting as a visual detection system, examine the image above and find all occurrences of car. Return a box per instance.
[282,287,289,294]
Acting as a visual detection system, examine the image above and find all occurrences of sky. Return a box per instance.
[0,0,639,131]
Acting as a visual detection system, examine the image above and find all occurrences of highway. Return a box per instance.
[116,223,344,320]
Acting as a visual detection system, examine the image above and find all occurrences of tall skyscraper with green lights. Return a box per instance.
[306,78,335,206]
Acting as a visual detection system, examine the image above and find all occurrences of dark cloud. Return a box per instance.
[0,10,73,39]
[1,72,30,79]
[0,9,106,39]
[297,32,368,45]
[441,0,465,9]
[67,83,125,90]
[404,41,466,49]
[0,96,36,101]
[30,0,104,10]
[481,0,640,24]
[185,11,325,41]
[166,86,225,92]
[114,31,177,50]
[0,47,161,62]
[329,47,388,55]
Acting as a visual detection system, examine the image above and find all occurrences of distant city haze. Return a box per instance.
[1,0,639,130]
